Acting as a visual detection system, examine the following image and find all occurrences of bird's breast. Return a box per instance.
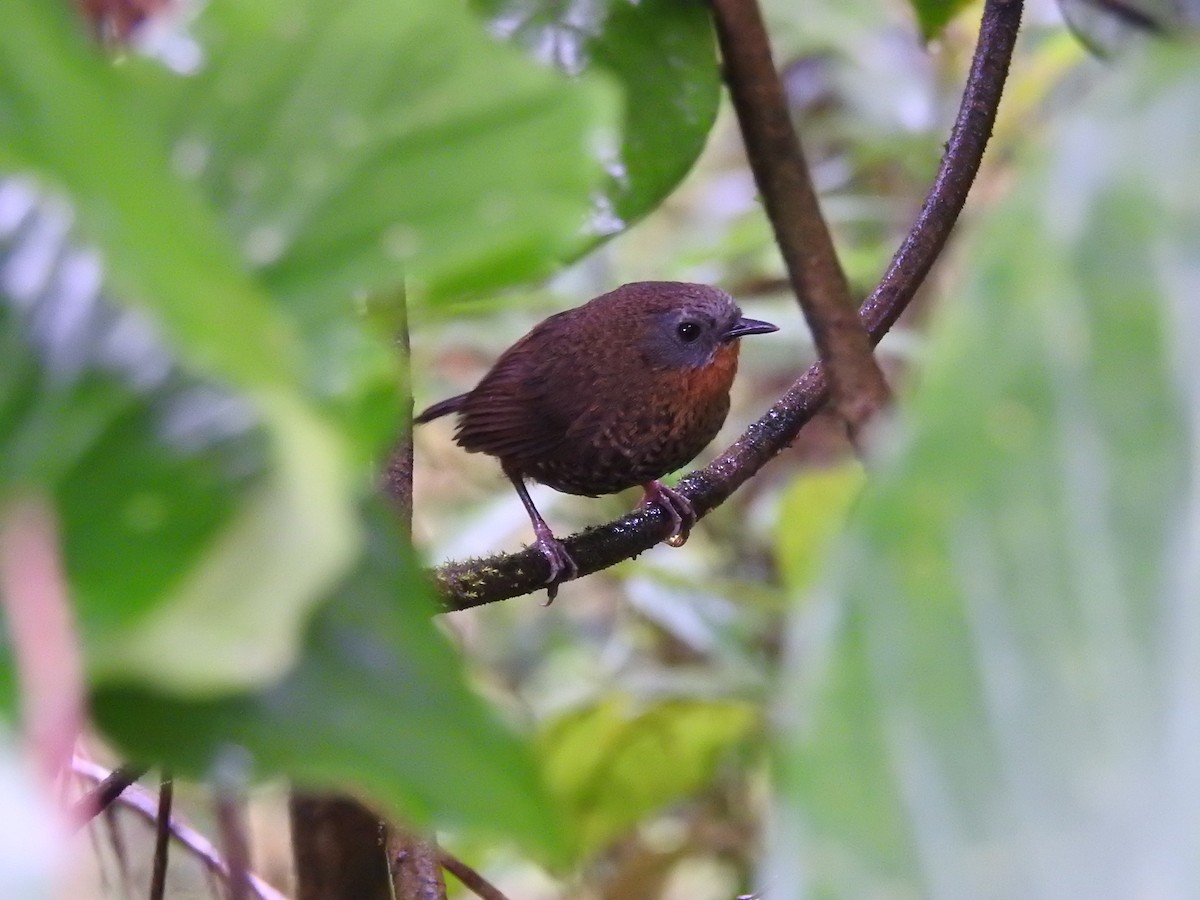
[521,343,740,496]
[682,342,740,404]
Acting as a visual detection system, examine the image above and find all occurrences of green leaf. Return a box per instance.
[0,0,301,391]
[474,0,721,236]
[774,43,1200,895]
[93,505,567,859]
[908,0,977,40]
[540,696,757,857]
[776,463,866,595]
[128,0,620,308]
[0,182,356,693]
[0,0,359,692]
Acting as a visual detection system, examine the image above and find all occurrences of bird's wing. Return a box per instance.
[453,336,579,463]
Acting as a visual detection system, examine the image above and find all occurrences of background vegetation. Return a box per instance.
[2,0,1199,897]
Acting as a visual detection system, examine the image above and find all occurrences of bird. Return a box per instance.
[415,281,778,599]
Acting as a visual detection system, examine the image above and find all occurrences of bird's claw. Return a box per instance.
[640,481,696,548]
[532,528,578,604]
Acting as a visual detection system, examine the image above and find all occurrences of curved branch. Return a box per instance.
[710,0,891,440]
[72,757,288,900]
[432,0,1024,612]
[860,0,1024,338]
[215,786,252,900]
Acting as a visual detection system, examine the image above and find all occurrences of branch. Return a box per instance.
[860,0,1024,338]
[71,756,288,900]
[709,0,890,442]
[432,0,1023,612]
[438,849,512,900]
[215,783,253,900]
[70,763,149,829]
[389,832,448,900]
[149,773,174,900]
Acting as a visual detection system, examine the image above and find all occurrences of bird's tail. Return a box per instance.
[413,393,468,424]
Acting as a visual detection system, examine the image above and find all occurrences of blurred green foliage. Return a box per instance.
[0,0,636,857]
[539,696,759,857]
[5,0,1196,896]
[775,40,1200,897]
[910,0,979,39]
[472,0,721,235]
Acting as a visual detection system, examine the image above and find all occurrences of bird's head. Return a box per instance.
[625,282,777,370]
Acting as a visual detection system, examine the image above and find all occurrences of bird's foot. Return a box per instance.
[531,522,577,604]
[640,481,696,548]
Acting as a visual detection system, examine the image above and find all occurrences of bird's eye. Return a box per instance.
[676,321,702,343]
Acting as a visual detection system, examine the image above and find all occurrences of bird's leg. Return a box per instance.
[639,480,696,548]
[504,466,577,602]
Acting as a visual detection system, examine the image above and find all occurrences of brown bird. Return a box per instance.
[416,281,777,597]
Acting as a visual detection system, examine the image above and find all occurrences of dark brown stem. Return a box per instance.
[215,787,252,900]
[432,0,1023,611]
[389,832,449,900]
[289,794,392,900]
[709,0,890,443]
[382,305,449,900]
[70,763,149,829]
[438,848,511,900]
[291,286,434,900]
[149,773,173,900]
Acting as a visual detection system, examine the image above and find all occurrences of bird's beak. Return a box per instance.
[723,316,779,341]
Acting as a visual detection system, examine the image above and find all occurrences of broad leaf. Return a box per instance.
[0,0,300,390]
[128,0,620,309]
[94,505,567,859]
[0,3,358,694]
[540,696,757,856]
[474,0,721,238]
[0,176,356,690]
[775,463,866,595]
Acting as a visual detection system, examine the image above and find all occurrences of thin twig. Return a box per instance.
[215,787,252,900]
[438,848,511,900]
[71,757,287,900]
[70,763,150,829]
[432,0,1024,611]
[150,772,174,900]
[710,0,891,442]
